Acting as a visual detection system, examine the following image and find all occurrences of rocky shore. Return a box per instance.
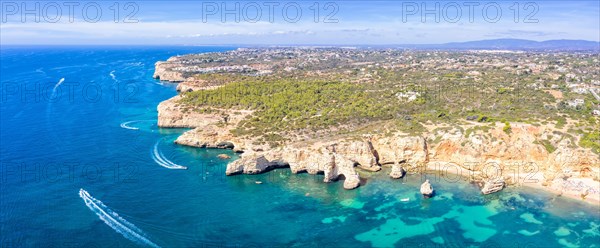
[154,58,600,204]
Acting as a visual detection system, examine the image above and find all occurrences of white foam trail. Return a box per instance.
[45,78,65,143]
[109,70,117,81]
[152,141,187,170]
[79,189,161,248]
[120,121,140,130]
[47,77,65,102]
[120,120,155,130]
[52,78,65,92]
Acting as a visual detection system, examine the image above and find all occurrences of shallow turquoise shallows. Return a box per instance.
[1,46,599,248]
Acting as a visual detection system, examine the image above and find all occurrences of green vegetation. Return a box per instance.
[393,119,427,136]
[580,131,600,154]
[555,117,567,129]
[539,139,557,153]
[503,121,512,135]
[181,79,403,135]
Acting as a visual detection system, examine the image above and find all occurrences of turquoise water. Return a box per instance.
[1,46,599,247]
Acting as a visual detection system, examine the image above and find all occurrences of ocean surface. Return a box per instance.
[1,46,599,248]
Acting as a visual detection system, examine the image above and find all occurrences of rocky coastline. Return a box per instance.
[154,57,600,205]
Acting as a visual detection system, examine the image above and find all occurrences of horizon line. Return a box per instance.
[1,38,599,47]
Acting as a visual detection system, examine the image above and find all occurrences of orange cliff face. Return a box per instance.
[431,124,547,163]
[428,123,599,177]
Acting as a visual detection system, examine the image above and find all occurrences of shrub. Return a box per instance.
[503,121,512,135]
[540,139,556,153]
[580,131,600,154]
[556,117,567,129]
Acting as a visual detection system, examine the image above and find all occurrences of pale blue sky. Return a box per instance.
[1,0,599,45]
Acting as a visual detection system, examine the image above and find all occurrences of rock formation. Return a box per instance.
[330,140,381,172]
[226,146,363,189]
[226,152,289,175]
[389,164,406,179]
[420,179,434,198]
[481,178,505,195]
[153,60,186,82]
[371,135,428,178]
[429,124,600,172]
[372,135,429,166]
[217,154,231,159]
[157,96,222,128]
[175,126,237,149]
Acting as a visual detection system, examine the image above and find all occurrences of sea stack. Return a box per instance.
[481,178,505,195]
[389,163,406,179]
[343,174,361,190]
[420,179,434,198]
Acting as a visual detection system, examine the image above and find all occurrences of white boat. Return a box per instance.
[400,198,410,202]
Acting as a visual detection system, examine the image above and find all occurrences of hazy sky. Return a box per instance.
[1,0,599,45]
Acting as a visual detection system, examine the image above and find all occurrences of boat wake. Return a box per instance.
[78,189,161,248]
[152,140,187,170]
[120,120,141,130]
[51,78,65,98]
[45,78,66,143]
[119,120,155,131]
[109,70,117,81]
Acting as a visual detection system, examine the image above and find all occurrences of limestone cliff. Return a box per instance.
[176,79,225,92]
[331,140,380,172]
[371,135,429,178]
[428,123,600,179]
[153,60,186,82]
[175,126,238,149]
[154,59,599,197]
[157,96,223,128]
[221,136,434,190]
[158,94,599,194]
[226,145,362,189]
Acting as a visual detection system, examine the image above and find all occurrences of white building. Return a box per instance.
[567,99,585,108]
[573,88,587,94]
[396,91,421,102]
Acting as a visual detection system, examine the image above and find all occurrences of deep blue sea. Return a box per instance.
[1,46,599,248]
